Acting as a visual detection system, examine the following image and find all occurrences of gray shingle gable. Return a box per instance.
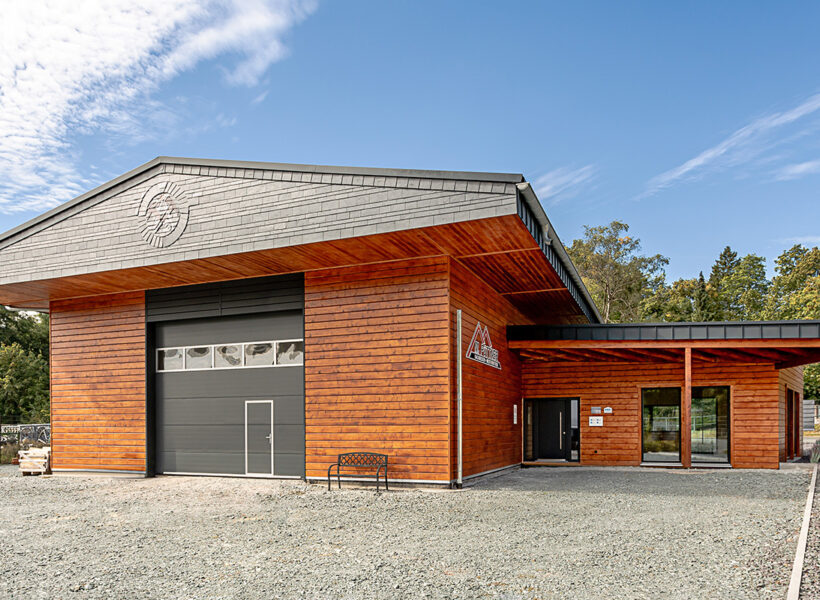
[0,158,520,285]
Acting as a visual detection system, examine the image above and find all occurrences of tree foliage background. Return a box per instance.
[0,307,49,423]
[568,222,820,400]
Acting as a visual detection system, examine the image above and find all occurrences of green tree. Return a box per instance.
[641,272,721,323]
[642,276,694,322]
[708,248,768,320]
[763,245,820,320]
[0,307,50,427]
[806,366,819,401]
[0,306,49,358]
[760,245,820,400]
[0,343,49,424]
[692,271,720,321]
[709,246,739,293]
[568,221,668,323]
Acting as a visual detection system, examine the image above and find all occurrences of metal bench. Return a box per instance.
[327,452,389,492]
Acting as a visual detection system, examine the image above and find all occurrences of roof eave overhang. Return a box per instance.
[515,182,602,323]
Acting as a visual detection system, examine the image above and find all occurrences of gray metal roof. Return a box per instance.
[507,320,820,342]
[0,156,525,248]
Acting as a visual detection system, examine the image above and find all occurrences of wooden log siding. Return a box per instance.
[779,366,804,461]
[50,292,146,472]
[522,360,785,469]
[449,259,528,479]
[304,257,452,481]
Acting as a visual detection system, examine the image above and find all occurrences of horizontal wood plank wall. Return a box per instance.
[778,366,804,461]
[50,292,146,472]
[522,361,782,469]
[450,259,528,479]
[304,257,451,481]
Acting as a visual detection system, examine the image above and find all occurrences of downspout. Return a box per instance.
[456,309,463,489]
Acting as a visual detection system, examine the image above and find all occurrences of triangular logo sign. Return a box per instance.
[466,322,501,370]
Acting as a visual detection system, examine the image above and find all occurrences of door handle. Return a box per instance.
[265,433,272,445]
[559,413,563,450]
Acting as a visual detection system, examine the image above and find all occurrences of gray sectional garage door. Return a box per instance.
[148,275,304,478]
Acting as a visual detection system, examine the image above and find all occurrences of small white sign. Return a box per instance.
[604,407,613,414]
[513,404,518,425]
[589,416,603,427]
[591,407,602,415]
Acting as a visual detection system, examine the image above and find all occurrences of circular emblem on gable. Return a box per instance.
[136,181,190,248]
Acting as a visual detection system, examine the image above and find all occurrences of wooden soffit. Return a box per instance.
[511,338,820,368]
[0,215,589,324]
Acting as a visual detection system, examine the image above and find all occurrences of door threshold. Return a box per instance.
[523,460,582,467]
[691,462,732,468]
[640,462,683,468]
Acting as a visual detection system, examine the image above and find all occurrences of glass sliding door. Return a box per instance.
[691,386,730,463]
[642,387,681,463]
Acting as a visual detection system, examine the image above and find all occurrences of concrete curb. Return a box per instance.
[787,463,818,600]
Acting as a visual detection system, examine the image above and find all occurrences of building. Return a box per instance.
[807,397,819,430]
[0,157,817,482]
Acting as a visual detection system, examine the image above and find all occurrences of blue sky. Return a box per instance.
[2,1,819,280]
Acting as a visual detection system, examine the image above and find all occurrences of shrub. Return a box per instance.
[811,441,820,464]
[0,442,20,465]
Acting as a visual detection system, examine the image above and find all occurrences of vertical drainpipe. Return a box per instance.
[456,309,463,488]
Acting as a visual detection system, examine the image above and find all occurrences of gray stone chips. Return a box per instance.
[0,465,810,599]
[801,473,820,598]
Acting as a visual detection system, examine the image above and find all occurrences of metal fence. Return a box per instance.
[0,424,51,448]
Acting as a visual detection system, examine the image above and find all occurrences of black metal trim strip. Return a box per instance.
[507,320,820,341]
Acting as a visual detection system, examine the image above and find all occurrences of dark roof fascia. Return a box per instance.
[0,156,525,250]
[515,182,603,323]
[163,156,525,183]
[507,320,820,342]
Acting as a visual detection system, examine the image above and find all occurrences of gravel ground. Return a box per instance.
[801,466,820,599]
[0,464,810,600]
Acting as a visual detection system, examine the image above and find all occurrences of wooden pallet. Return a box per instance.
[18,446,51,475]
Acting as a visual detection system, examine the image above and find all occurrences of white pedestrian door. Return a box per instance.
[245,401,273,476]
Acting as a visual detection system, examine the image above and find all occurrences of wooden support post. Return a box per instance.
[682,347,692,468]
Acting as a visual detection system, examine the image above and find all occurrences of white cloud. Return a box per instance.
[641,92,820,198]
[774,159,820,181]
[533,165,596,204]
[252,90,270,105]
[778,235,820,246]
[0,0,316,214]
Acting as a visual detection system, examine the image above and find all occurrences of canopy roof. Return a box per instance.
[508,321,820,368]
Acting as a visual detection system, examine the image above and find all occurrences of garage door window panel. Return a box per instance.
[245,343,275,366]
[276,340,304,365]
[215,344,243,368]
[185,346,213,370]
[157,339,304,372]
[157,348,183,371]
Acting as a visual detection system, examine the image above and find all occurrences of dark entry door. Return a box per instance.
[531,399,572,460]
[246,401,273,475]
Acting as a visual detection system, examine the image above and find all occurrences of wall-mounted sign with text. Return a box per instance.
[466,322,501,370]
